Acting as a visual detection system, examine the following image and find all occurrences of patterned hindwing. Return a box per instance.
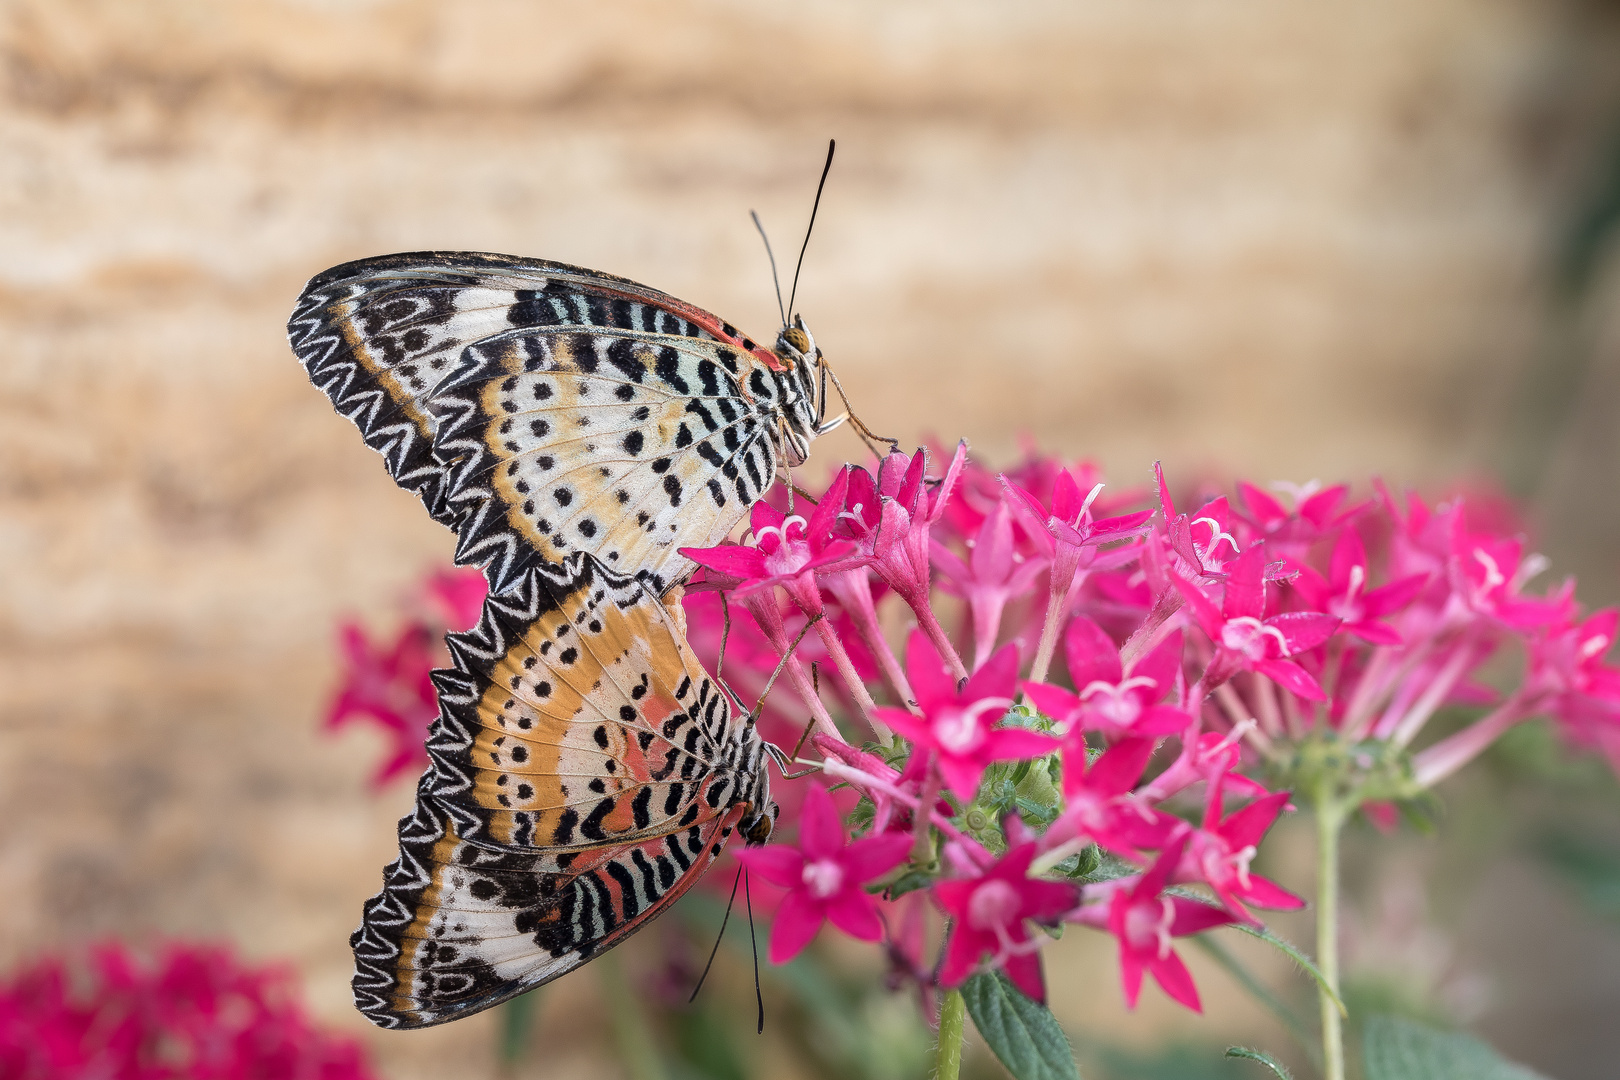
[287,252,788,578]
[434,328,785,594]
[351,790,746,1028]
[349,552,768,1029]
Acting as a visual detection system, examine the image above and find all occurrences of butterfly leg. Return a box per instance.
[821,362,900,457]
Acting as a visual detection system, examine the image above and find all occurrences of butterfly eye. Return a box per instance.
[781,327,811,355]
[743,813,774,846]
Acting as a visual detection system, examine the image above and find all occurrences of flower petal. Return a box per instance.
[1001,949,1048,1005]
[1063,616,1123,690]
[939,925,992,989]
[1222,544,1268,620]
[796,786,846,861]
[840,833,913,883]
[735,846,804,890]
[936,753,988,802]
[1147,948,1202,1012]
[1022,682,1082,725]
[1253,657,1327,701]
[963,641,1021,701]
[768,888,827,964]
[1217,790,1291,849]
[905,629,957,711]
[824,889,885,942]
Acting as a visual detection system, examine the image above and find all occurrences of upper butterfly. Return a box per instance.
[287,251,841,595]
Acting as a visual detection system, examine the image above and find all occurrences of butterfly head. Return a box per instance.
[771,315,826,467]
[738,752,780,846]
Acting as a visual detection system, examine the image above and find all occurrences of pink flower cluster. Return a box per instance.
[677,445,1620,1013]
[325,569,487,785]
[0,940,377,1079]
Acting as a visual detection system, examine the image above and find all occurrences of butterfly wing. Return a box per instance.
[349,552,768,1029]
[288,252,792,590]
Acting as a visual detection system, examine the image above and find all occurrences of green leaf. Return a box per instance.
[1226,922,1346,1017]
[1224,1046,1294,1079]
[961,971,1081,1080]
[1363,1015,1551,1080]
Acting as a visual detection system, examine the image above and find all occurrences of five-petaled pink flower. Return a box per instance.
[1172,543,1340,700]
[1286,528,1427,646]
[1173,772,1303,922]
[681,480,857,614]
[1070,836,1237,1011]
[1044,736,1175,860]
[874,633,1059,801]
[934,841,1080,1002]
[1023,616,1190,741]
[737,786,912,963]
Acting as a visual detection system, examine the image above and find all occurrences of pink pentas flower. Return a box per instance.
[1022,616,1190,740]
[931,497,1049,669]
[1173,772,1303,923]
[1234,480,1359,555]
[1447,525,1567,632]
[934,840,1080,1002]
[1005,467,1154,558]
[834,445,971,673]
[737,786,911,963]
[1044,736,1176,860]
[680,481,857,613]
[1285,528,1428,646]
[326,620,439,785]
[873,633,1059,801]
[1157,464,1244,582]
[1069,837,1236,1012]
[0,940,377,1080]
[1526,607,1620,772]
[1172,543,1340,700]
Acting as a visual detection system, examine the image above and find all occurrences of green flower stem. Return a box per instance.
[935,988,966,1080]
[1314,790,1347,1080]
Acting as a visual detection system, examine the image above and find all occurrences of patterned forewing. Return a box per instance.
[350,553,765,1028]
[288,252,787,583]
[436,328,782,593]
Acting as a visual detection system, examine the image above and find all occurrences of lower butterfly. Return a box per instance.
[351,551,776,1028]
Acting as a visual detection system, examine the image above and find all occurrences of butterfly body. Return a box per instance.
[288,251,831,594]
[349,552,774,1028]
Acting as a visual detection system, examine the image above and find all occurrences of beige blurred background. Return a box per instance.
[5,0,1620,1077]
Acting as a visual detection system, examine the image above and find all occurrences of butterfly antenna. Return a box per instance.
[689,864,744,1004]
[752,210,787,327]
[786,139,836,321]
[746,870,764,1035]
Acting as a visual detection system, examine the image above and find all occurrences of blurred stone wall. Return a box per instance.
[3,1,1620,1077]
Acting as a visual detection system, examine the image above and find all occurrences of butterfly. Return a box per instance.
[287,250,852,596]
[349,551,777,1028]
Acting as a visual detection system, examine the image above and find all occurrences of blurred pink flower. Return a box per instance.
[326,621,438,786]
[1071,837,1235,1012]
[0,940,377,1080]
